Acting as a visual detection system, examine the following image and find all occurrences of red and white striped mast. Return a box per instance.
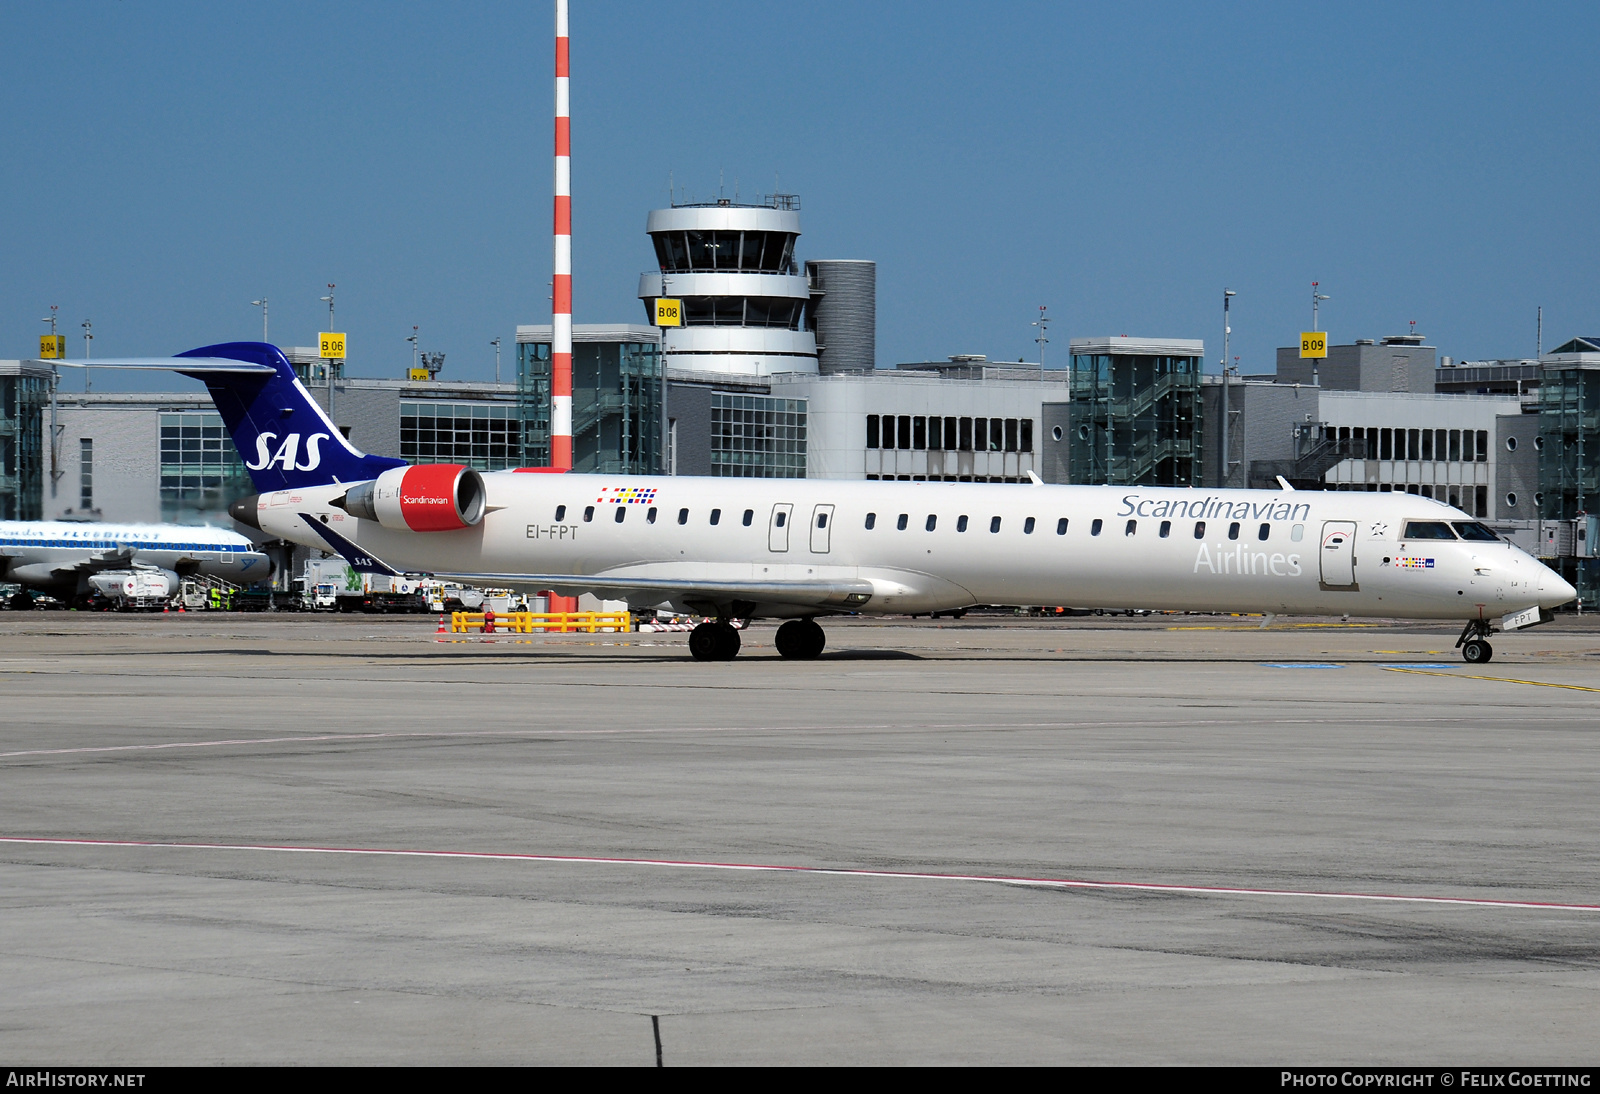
[550,0,573,470]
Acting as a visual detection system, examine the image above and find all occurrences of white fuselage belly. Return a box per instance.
[259,475,1566,621]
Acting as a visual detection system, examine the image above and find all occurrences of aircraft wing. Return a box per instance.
[49,547,137,577]
[49,357,275,374]
[299,513,873,612]
[430,571,875,612]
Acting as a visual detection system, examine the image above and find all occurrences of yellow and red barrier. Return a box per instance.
[449,610,631,634]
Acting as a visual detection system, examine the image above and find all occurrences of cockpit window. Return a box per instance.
[1402,521,1457,540]
[1452,521,1501,542]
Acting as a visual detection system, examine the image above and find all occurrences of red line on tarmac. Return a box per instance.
[1,836,1595,913]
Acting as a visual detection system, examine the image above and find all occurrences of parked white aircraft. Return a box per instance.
[64,343,1576,661]
[0,520,271,608]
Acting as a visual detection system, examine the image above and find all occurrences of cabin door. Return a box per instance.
[810,504,836,554]
[1320,521,1357,587]
[768,503,793,552]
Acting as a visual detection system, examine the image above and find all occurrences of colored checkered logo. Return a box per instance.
[595,485,659,505]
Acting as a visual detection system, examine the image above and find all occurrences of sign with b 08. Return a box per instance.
[1300,332,1327,359]
[655,298,682,327]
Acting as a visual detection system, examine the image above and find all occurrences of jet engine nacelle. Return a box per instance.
[340,464,487,532]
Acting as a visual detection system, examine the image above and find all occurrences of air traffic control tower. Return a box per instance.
[638,195,819,378]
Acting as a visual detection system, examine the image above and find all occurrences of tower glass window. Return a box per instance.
[401,401,522,470]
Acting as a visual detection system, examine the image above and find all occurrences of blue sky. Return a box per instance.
[3,1,1596,388]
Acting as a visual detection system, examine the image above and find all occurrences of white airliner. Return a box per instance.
[64,343,1576,661]
[0,520,271,608]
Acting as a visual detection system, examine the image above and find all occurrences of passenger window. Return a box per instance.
[1402,521,1458,540]
[678,508,688,525]
[1257,523,1270,541]
[1290,523,1304,541]
[1194,521,1206,539]
[925,514,937,531]
[742,509,754,526]
[583,506,594,523]
[615,507,626,523]
[1024,517,1035,534]
[990,516,1001,533]
[1091,518,1103,536]
[897,513,908,530]
[1125,519,1137,536]
[957,515,969,532]
[555,504,567,521]
[1228,522,1240,540]
[1159,520,1171,538]
[865,512,876,530]
[817,513,827,528]
[647,507,657,524]
[1055,517,1068,535]
[710,508,721,525]
[775,511,786,527]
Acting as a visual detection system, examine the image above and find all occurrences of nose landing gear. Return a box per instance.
[775,618,826,660]
[1456,618,1494,664]
[689,620,742,662]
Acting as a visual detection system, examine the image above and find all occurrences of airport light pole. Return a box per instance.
[1032,305,1049,382]
[1221,289,1235,488]
[407,327,419,379]
[251,298,268,342]
[660,274,672,475]
[81,319,93,394]
[1311,282,1329,388]
[491,337,502,385]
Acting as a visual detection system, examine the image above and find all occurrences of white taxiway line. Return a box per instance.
[1,836,1595,913]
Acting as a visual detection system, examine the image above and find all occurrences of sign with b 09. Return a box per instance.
[654,299,682,327]
[1299,332,1327,359]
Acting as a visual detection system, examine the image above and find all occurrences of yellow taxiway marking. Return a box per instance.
[1381,666,1600,693]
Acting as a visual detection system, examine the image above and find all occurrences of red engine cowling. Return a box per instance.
[341,464,487,532]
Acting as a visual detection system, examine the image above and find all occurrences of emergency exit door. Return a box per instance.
[1320,521,1357,587]
[769,503,793,552]
[810,504,835,553]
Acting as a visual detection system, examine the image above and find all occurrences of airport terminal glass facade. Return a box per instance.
[517,337,661,474]
[158,411,251,524]
[1538,362,1600,601]
[1,369,49,520]
[400,401,522,471]
[710,393,806,477]
[1069,350,1202,487]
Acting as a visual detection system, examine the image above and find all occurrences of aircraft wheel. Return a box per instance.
[1462,639,1493,665]
[775,618,825,660]
[690,621,742,661]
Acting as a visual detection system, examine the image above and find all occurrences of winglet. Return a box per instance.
[299,515,401,576]
[1276,476,1296,492]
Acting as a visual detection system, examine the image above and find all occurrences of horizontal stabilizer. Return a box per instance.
[300,515,402,577]
[48,357,275,374]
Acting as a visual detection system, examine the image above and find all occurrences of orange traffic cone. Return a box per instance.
[436,615,448,634]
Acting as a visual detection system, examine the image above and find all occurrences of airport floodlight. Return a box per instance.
[250,299,268,342]
[320,284,335,329]
[491,337,502,384]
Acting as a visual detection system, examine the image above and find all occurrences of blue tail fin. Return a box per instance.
[176,342,405,491]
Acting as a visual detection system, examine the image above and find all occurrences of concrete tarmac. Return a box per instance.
[1,611,1598,1065]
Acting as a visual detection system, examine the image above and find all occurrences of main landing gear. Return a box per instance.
[774,618,826,660]
[689,620,742,662]
[1456,619,1494,664]
[687,618,827,661]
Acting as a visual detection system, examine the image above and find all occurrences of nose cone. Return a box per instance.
[1538,563,1578,609]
